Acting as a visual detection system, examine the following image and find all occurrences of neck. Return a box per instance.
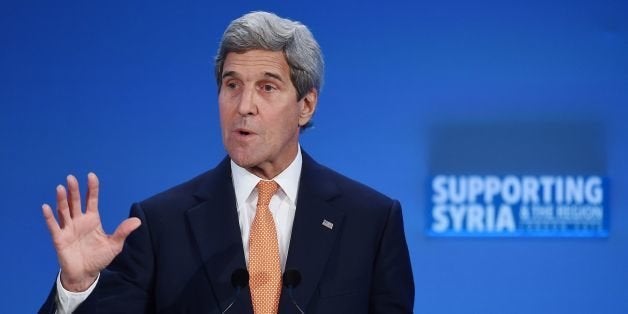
[246,146,299,180]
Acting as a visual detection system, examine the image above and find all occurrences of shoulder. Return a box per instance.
[136,157,231,214]
[301,151,399,215]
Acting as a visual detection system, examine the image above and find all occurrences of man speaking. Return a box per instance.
[40,11,414,313]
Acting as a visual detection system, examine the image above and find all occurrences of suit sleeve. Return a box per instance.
[369,200,415,313]
[38,278,58,314]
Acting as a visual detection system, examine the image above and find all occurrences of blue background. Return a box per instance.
[1,0,627,313]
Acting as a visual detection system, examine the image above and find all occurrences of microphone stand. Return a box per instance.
[283,269,305,314]
[222,268,249,314]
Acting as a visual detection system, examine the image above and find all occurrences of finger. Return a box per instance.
[85,172,99,214]
[42,203,61,236]
[110,217,142,246]
[66,175,82,217]
[56,185,71,229]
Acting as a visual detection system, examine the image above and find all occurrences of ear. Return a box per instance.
[298,89,318,127]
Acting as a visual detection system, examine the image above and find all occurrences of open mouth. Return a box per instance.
[235,128,255,137]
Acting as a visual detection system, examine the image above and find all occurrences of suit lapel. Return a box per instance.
[183,153,342,313]
[281,152,344,311]
[186,158,253,313]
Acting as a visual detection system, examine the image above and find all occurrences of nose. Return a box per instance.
[237,86,258,116]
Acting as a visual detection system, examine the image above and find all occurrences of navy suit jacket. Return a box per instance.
[40,152,414,313]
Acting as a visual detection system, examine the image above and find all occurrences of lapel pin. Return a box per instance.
[322,219,334,230]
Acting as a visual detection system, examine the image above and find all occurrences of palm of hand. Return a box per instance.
[42,173,141,292]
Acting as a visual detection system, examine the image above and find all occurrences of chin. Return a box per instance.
[228,149,259,168]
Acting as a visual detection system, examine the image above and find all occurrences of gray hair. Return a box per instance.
[215,11,324,129]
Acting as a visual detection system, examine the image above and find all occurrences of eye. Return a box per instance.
[260,83,277,92]
[225,80,239,90]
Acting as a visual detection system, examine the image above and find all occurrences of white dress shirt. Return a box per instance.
[55,147,303,313]
[231,146,301,271]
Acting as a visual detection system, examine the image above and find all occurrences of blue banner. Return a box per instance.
[427,175,608,237]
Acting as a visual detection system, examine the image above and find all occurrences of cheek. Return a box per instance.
[218,100,234,122]
[218,110,228,130]
[271,110,300,139]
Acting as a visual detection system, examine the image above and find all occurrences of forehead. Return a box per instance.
[222,50,290,79]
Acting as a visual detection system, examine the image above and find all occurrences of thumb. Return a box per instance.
[111,217,142,245]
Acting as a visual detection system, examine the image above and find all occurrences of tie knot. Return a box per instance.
[257,180,279,207]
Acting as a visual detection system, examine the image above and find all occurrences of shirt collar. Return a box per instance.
[230,145,303,208]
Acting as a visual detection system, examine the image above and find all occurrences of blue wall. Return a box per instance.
[1,1,627,313]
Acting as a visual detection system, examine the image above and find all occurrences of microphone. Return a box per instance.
[222,268,249,314]
[283,269,305,314]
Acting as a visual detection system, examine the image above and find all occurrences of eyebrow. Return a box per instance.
[222,70,238,79]
[263,72,284,83]
[221,70,285,83]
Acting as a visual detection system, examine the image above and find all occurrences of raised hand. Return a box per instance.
[42,173,141,292]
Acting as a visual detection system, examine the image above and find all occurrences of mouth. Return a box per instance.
[234,128,256,137]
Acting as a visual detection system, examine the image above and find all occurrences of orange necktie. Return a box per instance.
[249,180,281,313]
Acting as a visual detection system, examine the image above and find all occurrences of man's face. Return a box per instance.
[219,50,316,179]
